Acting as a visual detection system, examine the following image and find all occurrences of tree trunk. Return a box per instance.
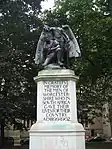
[108,103,112,137]
[110,121,112,138]
[0,123,5,148]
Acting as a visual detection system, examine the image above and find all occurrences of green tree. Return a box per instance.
[0,0,43,146]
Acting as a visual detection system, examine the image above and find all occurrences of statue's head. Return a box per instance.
[54,19,59,26]
[43,25,50,32]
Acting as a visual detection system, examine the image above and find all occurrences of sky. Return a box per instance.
[41,0,55,11]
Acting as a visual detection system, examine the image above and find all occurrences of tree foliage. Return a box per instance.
[0,0,43,128]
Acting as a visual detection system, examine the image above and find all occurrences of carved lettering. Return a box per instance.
[42,81,71,121]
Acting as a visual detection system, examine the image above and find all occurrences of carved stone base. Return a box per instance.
[29,123,85,149]
[29,69,85,149]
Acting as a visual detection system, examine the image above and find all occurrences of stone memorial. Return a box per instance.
[29,25,85,149]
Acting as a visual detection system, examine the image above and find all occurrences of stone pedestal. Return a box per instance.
[29,69,85,149]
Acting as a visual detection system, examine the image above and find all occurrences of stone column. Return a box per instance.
[29,69,85,149]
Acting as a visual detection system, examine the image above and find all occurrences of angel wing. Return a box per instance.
[62,25,81,58]
[35,31,45,65]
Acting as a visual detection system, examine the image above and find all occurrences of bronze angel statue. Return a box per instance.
[35,25,81,69]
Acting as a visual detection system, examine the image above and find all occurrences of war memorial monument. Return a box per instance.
[29,25,85,149]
